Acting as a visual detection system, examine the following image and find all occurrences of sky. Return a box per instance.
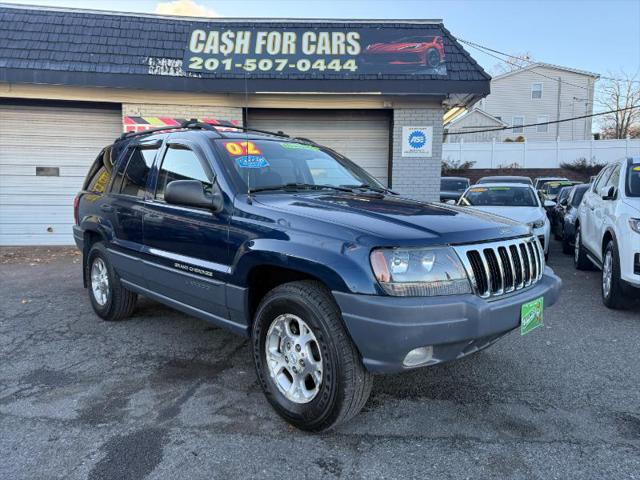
[5,0,640,78]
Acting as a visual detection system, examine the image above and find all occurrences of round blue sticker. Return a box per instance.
[236,155,269,169]
[408,130,427,149]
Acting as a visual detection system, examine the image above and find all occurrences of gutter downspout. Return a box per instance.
[556,76,562,139]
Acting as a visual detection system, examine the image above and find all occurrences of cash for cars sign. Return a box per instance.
[402,126,433,157]
[183,27,447,76]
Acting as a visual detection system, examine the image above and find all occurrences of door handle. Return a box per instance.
[100,204,114,213]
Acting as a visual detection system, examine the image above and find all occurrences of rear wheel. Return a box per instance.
[252,280,372,431]
[573,226,592,270]
[601,240,627,309]
[426,48,440,67]
[86,242,137,321]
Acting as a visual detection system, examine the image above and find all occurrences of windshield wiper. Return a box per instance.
[340,183,396,194]
[248,183,354,194]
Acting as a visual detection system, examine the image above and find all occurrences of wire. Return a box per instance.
[446,105,640,135]
[459,38,640,85]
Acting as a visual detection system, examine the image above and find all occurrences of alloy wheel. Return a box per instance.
[90,257,109,306]
[602,249,613,299]
[265,313,323,404]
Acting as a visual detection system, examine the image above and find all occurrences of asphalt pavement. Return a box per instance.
[0,240,638,480]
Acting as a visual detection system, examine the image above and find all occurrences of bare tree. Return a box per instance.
[597,72,640,139]
[491,52,535,75]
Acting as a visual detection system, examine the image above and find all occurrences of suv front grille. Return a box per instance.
[454,237,544,298]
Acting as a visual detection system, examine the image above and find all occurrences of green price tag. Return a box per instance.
[520,297,544,335]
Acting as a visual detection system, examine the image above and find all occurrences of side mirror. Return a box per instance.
[560,198,568,206]
[544,200,556,208]
[165,180,223,211]
[601,186,617,201]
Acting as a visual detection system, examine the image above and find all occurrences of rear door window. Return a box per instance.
[112,147,158,198]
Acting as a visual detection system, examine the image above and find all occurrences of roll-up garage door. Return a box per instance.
[0,102,122,245]
[248,109,391,186]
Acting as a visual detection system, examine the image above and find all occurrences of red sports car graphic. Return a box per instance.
[364,36,445,68]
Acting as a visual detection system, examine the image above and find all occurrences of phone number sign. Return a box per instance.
[182,27,447,77]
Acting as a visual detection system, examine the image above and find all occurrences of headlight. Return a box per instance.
[370,247,471,296]
[528,219,546,229]
[630,218,640,234]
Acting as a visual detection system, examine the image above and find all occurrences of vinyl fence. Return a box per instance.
[442,138,640,169]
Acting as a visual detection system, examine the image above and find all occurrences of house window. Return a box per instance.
[512,116,524,133]
[536,115,549,133]
[531,83,543,99]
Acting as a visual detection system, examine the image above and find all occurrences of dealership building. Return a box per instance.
[0,4,490,245]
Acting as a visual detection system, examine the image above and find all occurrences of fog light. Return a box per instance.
[403,346,434,367]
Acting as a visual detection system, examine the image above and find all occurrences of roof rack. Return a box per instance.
[117,119,292,142]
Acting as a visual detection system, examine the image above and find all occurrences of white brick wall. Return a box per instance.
[122,103,243,126]
[392,107,443,202]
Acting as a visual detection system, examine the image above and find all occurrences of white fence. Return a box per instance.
[442,138,640,169]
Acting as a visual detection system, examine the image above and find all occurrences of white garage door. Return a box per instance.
[248,109,391,186]
[0,103,122,245]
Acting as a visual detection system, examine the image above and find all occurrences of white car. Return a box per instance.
[575,157,640,308]
[458,183,551,258]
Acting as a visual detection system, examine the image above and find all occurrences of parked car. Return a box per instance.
[477,175,533,185]
[541,180,581,202]
[574,157,640,308]
[364,36,445,68]
[73,121,561,431]
[534,176,570,190]
[440,176,470,203]
[457,183,551,259]
[550,186,574,238]
[559,184,590,254]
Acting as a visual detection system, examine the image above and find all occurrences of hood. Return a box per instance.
[464,206,546,225]
[252,192,530,246]
[623,198,640,215]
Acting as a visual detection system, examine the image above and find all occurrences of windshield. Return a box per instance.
[214,139,383,193]
[441,178,468,192]
[627,163,640,197]
[545,183,573,195]
[460,186,539,207]
[571,187,587,206]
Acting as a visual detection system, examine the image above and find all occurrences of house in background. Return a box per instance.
[446,63,599,143]
[444,108,506,142]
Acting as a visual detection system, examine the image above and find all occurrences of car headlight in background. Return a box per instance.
[630,218,640,234]
[528,219,546,229]
[370,247,471,296]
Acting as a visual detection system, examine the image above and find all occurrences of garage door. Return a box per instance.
[248,109,391,186]
[0,103,122,245]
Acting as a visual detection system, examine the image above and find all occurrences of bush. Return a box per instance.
[497,162,522,169]
[560,158,606,177]
[442,159,476,175]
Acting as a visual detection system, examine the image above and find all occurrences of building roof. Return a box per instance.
[492,62,600,81]
[0,4,491,98]
[446,108,507,127]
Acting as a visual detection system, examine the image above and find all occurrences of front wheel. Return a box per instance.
[252,280,372,431]
[573,226,592,270]
[602,240,627,309]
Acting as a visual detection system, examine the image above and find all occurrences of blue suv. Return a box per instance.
[73,122,561,431]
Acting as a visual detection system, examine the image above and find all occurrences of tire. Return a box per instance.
[252,280,372,432]
[601,240,627,309]
[562,231,573,255]
[426,48,440,68]
[573,225,592,270]
[86,242,137,321]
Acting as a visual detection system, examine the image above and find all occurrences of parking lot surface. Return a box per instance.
[1,240,639,480]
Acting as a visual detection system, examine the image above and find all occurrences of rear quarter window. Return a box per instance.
[83,146,116,194]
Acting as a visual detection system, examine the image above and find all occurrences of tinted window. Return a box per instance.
[155,147,211,201]
[83,146,116,194]
[113,148,157,198]
[626,163,640,197]
[571,187,588,206]
[441,179,469,192]
[460,186,538,207]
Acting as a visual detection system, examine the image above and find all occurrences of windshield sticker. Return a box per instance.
[236,155,269,169]
[633,166,640,171]
[280,142,320,151]
[489,187,511,191]
[469,187,487,192]
[225,141,262,156]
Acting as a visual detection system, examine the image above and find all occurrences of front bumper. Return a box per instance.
[333,267,562,373]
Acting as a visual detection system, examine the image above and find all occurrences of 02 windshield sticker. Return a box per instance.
[633,166,640,171]
[469,187,487,192]
[280,142,320,151]
[224,141,262,156]
[236,155,269,169]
